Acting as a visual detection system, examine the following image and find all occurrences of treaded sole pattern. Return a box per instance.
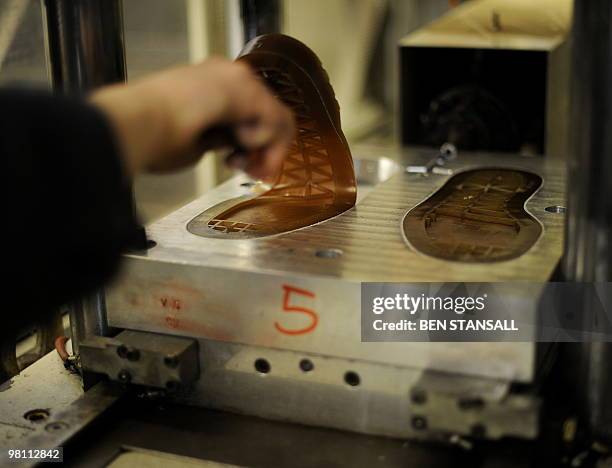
[402,168,542,262]
[188,34,356,239]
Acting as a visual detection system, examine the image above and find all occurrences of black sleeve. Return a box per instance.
[2,88,140,337]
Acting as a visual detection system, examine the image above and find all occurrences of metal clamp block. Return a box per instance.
[80,330,199,391]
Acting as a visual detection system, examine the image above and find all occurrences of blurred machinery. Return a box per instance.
[400,0,571,158]
[0,0,611,467]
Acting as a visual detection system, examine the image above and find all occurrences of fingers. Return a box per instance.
[93,57,295,178]
[235,106,294,179]
[222,63,295,178]
[189,61,294,179]
[248,121,293,179]
[198,125,239,154]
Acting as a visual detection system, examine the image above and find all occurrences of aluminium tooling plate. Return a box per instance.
[106,150,565,383]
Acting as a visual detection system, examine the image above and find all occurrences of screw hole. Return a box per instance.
[146,239,157,249]
[344,371,360,386]
[254,358,270,374]
[299,359,314,372]
[24,409,50,423]
[117,345,128,359]
[439,142,457,160]
[45,421,69,432]
[165,380,180,393]
[315,248,343,259]
[411,415,427,431]
[545,205,566,214]
[164,355,179,368]
[126,349,140,362]
[240,181,256,188]
[410,388,427,405]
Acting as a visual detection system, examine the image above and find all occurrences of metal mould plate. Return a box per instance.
[124,152,564,283]
[106,151,565,383]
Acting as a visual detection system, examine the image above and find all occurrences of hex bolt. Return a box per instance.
[164,355,179,369]
[411,415,427,431]
[117,369,131,383]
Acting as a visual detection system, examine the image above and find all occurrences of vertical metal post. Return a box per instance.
[41,0,127,91]
[564,0,612,441]
[40,0,130,360]
[239,0,281,43]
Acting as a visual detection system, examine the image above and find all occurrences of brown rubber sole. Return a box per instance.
[402,168,543,262]
[188,34,356,239]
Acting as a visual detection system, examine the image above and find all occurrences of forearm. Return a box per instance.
[89,60,232,176]
[3,88,138,335]
[90,82,171,176]
[1,56,293,339]
[90,58,294,177]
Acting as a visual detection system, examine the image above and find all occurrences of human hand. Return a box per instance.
[90,57,295,180]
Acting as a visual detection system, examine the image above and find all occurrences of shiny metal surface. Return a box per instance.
[239,0,281,43]
[0,349,536,465]
[103,150,563,439]
[0,349,125,467]
[0,381,124,468]
[68,291,111,358]
[41,0,126,91]
[107,150,564,378]
[173,338,538,440]
[564,1,612,283]
[41,0,136,369]
[0,346,83,449]
[564,0,612,441]
[353,156,400,186]
[80,330,199,390]
[120,150,564,282]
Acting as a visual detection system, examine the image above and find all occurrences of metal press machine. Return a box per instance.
[1,0,610,466]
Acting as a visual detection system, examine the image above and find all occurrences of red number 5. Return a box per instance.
[275,284,318,335]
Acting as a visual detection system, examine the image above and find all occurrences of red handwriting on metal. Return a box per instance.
[159,296,183,329]
[275,284,318,335]
[165,316,180,329]
[160,296,182,310]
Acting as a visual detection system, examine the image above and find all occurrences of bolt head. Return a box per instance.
[411,416,427,431]
[164,355,179,368]
[165,380,180,393]
[117,369,131,383]
[126,349,140,362]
